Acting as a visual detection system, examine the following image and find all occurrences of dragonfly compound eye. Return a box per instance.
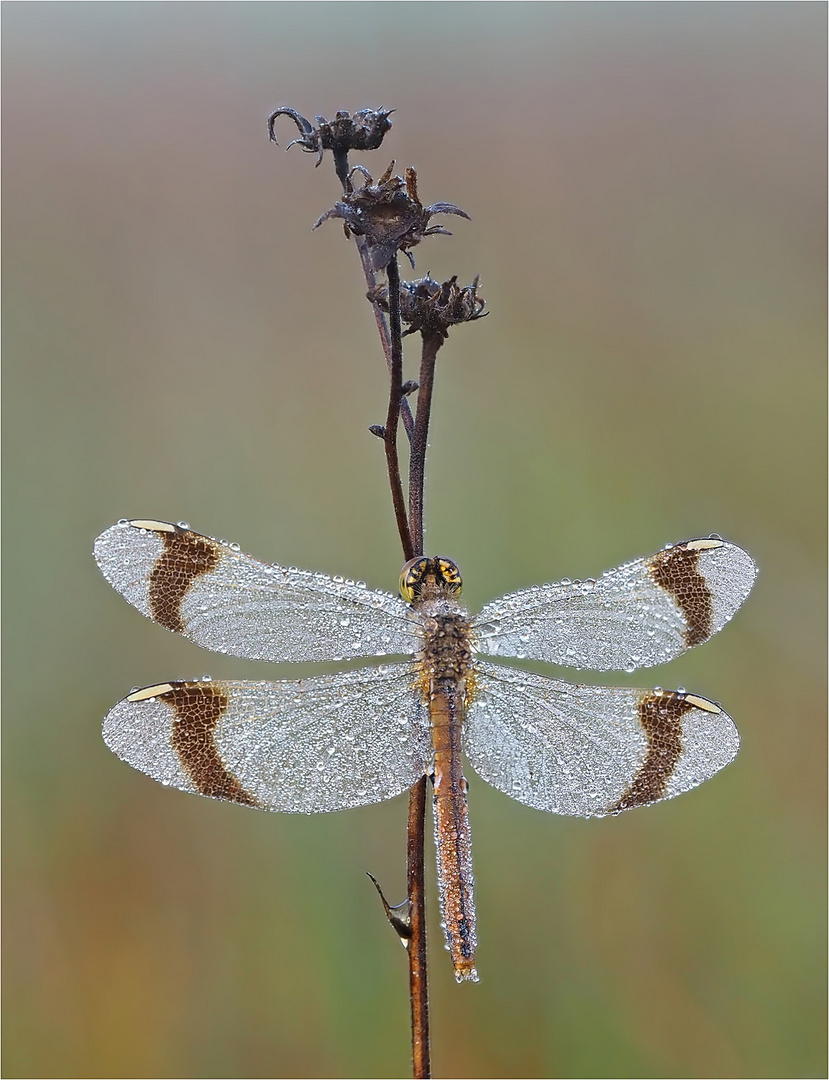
[399,556,463,601]
[399,557,431,602]
[436,558,463,596]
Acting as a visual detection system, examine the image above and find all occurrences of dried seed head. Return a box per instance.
[370,274,487,339]
[315,164,470,270]
[268,107,394,166]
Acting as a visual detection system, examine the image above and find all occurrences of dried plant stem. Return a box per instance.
[274,109,436,1079]
[332,148,350,190]
[406,776,430,1079]
[408,332,443,558]
[322,129,433,1079]
[383,256,415,562]
[355,238,415,440]
[333,157,429,1079]
[377,263,432,1079]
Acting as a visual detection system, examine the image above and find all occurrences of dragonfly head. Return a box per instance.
[399,556,463,603]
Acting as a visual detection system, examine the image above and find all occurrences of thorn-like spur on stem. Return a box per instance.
[367,873,413,943]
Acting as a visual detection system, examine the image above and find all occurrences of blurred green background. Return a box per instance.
[4,4,825,1078]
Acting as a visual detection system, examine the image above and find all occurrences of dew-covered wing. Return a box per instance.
[464,661,739,817]
[473,539,756,671]
[94,520,423,662]
[103,664,430,812]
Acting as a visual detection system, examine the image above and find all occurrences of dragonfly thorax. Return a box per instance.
[400,557,473,688]
[417,608,475,688]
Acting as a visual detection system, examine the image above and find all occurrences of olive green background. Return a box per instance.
[4,4,825,1078]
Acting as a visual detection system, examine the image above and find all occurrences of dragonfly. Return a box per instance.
[94,518,756,982]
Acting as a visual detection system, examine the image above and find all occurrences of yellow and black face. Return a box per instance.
[399,556,463,603]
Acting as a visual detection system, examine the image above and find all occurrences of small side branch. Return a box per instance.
[358,239,416,442]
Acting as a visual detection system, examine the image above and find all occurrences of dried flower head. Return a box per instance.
[314,162,470,270]
[370,274,487,339]
[268,107,394,167]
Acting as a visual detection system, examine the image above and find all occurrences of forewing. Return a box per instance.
[94,520,422,662]
[465,661,739,817]
[473,538,756,670]
[103,663,430,812]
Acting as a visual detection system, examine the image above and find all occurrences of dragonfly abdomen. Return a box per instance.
[419,608,479,982]
[430,681,478,982]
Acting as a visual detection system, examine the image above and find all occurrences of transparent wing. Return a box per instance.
[473,538,756,671]
[94,520,423,662]
[464,661,739,818]
[103,663,430,812]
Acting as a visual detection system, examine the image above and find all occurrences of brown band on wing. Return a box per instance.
[607,692,692,814]
[165,683,257,806]
[648,544,713,647]
[148,528,221,633]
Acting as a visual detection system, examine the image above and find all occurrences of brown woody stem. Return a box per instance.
[383,256,415,562]
[408,332,443,557]
[407,776,430,1079]
[328,144,429,1078]
[356,237,415,441]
